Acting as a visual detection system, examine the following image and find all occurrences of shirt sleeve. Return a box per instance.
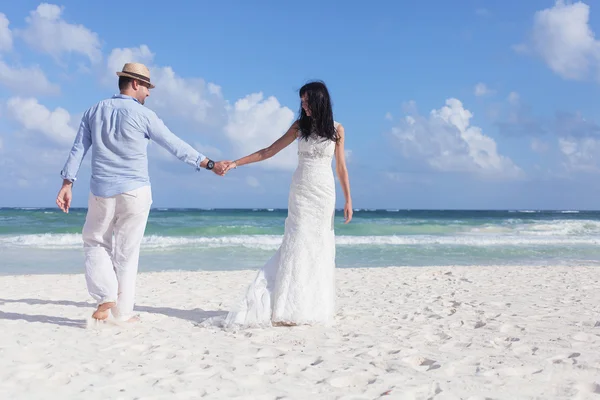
[60,112,92,182]
[145,111,207,170]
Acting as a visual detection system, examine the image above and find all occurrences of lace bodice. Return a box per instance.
[297,121,339,161]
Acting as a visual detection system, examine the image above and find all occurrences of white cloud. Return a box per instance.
[392,98,523,179]
[246,176,260,187]
[149,67,226,127]
[106,45,154,82]
[559,136,600,173]
[18,4,102,63]
[0,13,12,51]
[0,60,59,95]
[106,45,226,128]
[520,0,600,81]
[474,82,493,96]
[507,91,520,105]
[531,138,549,153]
[225,93,296,170]
[5,97,76,145]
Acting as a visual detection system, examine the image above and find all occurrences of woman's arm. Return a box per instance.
[228,122,299,170]
[334,124,353,223]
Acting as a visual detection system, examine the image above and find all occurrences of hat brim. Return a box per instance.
[116,71,156,89]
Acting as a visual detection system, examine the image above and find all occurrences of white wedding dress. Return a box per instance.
[220,122,339,328]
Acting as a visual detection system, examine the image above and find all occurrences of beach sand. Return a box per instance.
[1,266,599,399]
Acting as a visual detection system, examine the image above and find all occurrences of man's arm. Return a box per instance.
[145,112,228,174]
[60,114,92,183]
[56,114,92,213]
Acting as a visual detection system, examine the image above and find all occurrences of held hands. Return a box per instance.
[210,160,237,176]
[212,161,232,176]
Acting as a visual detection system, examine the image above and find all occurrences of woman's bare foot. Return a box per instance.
[126,315,141,323]
[91,302,116,320]
[273,321,297,327]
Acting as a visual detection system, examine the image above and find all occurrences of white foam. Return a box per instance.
[2,231,600,251]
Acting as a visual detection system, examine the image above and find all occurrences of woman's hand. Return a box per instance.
[223,161,237,174]
[344,201,353,224]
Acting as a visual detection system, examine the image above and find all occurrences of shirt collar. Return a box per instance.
[112,94,141,104]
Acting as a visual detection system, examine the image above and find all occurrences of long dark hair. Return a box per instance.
[297,81,338,142]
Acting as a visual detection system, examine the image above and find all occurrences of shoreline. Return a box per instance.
[1,262,598,277]
[1,265,599,399]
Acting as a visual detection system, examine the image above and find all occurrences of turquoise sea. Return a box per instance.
[1,208,599,275]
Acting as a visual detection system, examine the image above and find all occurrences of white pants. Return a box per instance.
[82,185,152,320]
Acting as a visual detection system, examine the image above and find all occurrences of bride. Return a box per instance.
[222,81,352,327]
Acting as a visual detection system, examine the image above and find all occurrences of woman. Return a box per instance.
[223,80,352,327]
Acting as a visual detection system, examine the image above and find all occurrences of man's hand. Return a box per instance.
[212,161,232,176]
[56,180,73,213]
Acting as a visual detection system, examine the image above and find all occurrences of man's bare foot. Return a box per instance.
[91,302,116,320]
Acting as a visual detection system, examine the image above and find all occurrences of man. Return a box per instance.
[56,62,229,322]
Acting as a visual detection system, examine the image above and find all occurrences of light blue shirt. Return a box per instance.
[60,94,207,198]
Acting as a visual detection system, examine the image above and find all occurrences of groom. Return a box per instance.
[56,62,230,322]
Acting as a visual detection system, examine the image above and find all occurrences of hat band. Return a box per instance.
[122,71,151,83]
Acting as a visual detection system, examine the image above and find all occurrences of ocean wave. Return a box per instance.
[1,233,599,250]
[506,220,600,236]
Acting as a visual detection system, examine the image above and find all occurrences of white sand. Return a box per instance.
[1,266,599,399]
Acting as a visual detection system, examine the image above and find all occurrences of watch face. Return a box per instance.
[207,160,215,169]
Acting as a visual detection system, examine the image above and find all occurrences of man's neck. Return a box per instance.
[120,89,136,98]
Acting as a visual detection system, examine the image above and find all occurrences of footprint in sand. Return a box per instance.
[499,323,525,333]
[402,355,441,371]
[311,357,324,366]
[424,331,451,342]
[255,347,283,358]
[576,382,600,395]
[327,373,376,388]
[512,345,538,356]
[548,352,581,365]
[474,321,486,329]
[482,365,543,377]
[439,340,472,352]
[490,336,520,350]
[572,332,593,342]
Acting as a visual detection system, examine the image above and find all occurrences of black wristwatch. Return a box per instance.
[205,159,215,170]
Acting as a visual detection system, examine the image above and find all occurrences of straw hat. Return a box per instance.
[116,62,155,88]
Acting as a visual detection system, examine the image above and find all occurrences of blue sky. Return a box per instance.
[0,0,599,209]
